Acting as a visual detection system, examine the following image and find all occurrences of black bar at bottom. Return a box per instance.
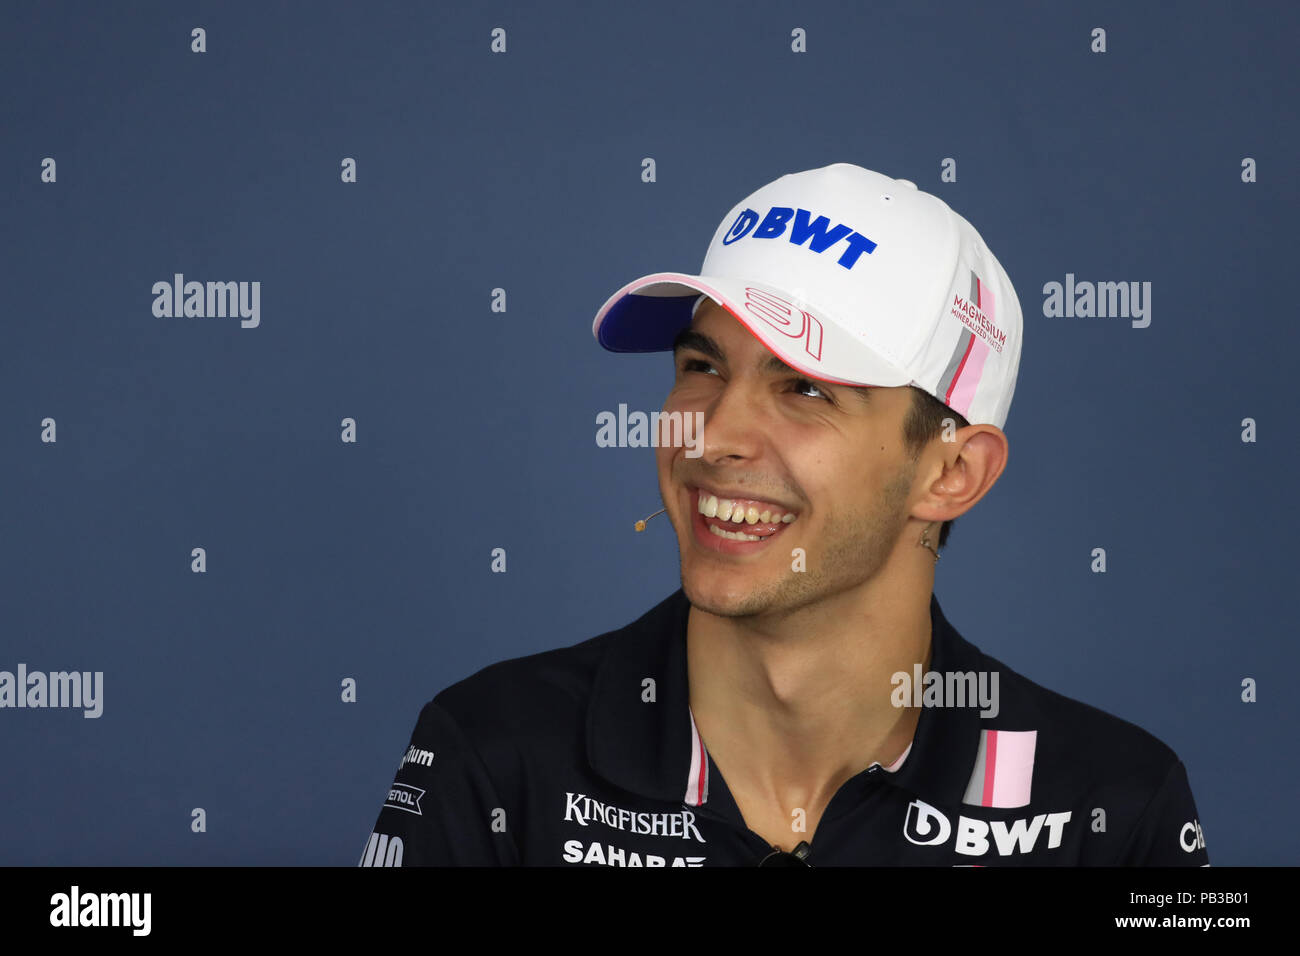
[0,865,1282,940]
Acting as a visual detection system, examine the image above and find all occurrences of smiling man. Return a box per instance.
[361,164,1209,867]
[660,297,989,855]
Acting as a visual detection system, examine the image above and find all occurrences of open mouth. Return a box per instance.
[689,486,800,550]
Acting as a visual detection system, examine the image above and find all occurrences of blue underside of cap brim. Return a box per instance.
[597,293,698,352]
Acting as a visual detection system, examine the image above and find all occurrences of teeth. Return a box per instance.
[708,523,761,542]
[696,490,799,526]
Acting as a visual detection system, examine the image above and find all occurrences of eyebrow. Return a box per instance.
[671,327,872,403]
[672,328,795,375]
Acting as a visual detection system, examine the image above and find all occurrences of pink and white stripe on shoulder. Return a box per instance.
[962,729,1037,809]
[684,707,710,806]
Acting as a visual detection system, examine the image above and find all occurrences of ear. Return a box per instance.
[913,425,1008,524]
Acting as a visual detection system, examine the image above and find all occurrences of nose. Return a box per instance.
[697,375,766,466]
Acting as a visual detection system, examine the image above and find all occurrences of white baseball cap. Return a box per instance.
[591,162,1022,430]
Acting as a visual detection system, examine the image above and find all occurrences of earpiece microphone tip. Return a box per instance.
[634,508,665,533]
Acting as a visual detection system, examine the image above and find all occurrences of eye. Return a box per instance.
[680,357,719,375]
[790,377,833,402]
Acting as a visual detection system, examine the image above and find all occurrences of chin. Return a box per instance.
[681,570,781,619]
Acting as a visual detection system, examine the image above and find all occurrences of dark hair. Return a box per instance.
[901,388,970,549]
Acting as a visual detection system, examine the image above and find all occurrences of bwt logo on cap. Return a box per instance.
[722,205,878,270]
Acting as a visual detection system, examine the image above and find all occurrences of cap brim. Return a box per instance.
[592,271,912,388]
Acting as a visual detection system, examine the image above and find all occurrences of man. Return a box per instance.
[360,163,1209,866]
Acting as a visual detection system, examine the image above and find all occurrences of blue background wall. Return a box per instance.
[1,0,1294,865]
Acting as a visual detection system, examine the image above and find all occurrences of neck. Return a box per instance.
[685,553,934,828]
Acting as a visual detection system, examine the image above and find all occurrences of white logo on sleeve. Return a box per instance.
[1179,819,1206,853]
[384,784,425,815]
[359,831,404,867]
[398,746,434,771]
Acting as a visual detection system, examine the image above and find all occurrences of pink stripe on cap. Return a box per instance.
[944,276,996,420]
[945,336,990,419]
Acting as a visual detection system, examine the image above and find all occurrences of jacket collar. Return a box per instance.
[586,589,986,809]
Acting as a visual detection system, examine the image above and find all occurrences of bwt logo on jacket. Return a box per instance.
[722,206,878,270]
[903,799,1072,858]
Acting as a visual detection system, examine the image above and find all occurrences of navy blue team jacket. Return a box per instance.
[361,590,1210,866]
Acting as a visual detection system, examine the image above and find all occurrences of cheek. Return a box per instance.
[654,439,684,490]
[796,450,886,515]
[654,444,674,475]
[666,374,721,409]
